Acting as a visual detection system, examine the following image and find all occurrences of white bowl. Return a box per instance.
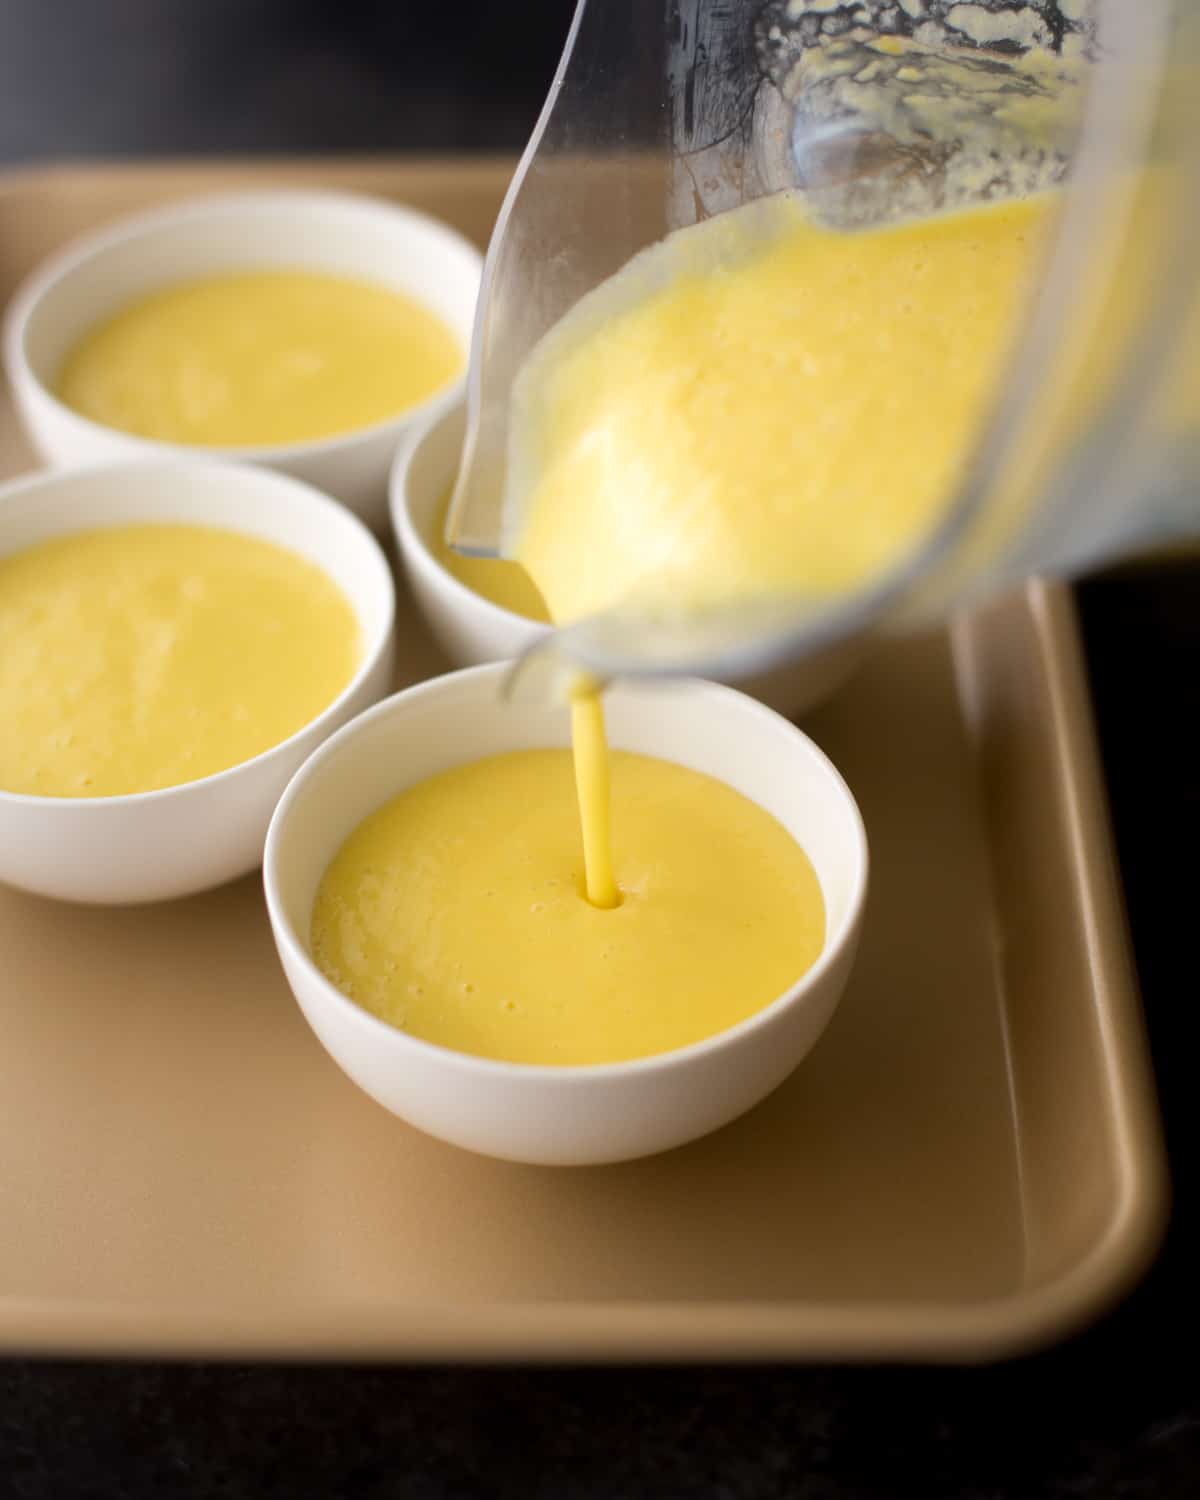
[0,460,395,904]
[390,401,872,719]
[3,190,483,532]
[264,664,868,1166]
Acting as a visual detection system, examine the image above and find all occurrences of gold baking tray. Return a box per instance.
[0,158,1167,1361]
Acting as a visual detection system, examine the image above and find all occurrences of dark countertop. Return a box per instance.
[1,5,1199,1495]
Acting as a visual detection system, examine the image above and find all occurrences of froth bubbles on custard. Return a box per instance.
[57,270,463,447]
[0,523,361,797]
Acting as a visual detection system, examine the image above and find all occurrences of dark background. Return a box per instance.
[0,1,573,163]
[1,4,1199,1497]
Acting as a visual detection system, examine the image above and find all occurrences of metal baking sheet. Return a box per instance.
[0,158,1167,1361]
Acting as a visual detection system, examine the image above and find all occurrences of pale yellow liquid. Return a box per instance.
[511,192,1054,622]
[311,749,825,1066]
[0,524,360,797]
[57,270,463,447]
[570,690,619,909]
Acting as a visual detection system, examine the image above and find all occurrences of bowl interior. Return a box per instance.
[399,400,465,551]
[0,462,393,647]
[270,670,866,978]
[394,402,551,648]
[18,193,482,404]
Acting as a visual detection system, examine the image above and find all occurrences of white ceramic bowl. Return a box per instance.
[390,401,872,719]
[3,190,483,532]
[264,664,868,1166]
[0,460,395,905]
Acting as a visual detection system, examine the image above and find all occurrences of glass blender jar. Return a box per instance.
[449,0,1200,687]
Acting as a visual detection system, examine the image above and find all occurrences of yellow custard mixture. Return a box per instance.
[510,192,1054,622]
[57,270,463,447]
[311,748,825,1066]
[0,523,360,797]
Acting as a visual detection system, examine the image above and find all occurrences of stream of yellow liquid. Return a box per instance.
[570,689,619,910]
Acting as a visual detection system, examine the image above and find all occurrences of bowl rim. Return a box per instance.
[1,187,483,463]
[263,661,870,1083]
[0,456,396,811]
[388,400,551,638]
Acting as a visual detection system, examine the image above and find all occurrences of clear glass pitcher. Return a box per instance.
[449,0,1200,687]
